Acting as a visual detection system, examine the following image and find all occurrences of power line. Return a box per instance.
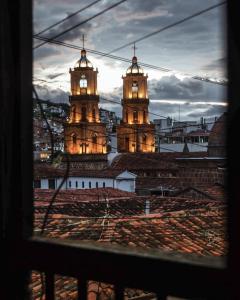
[34,0,127,49]
[105,1,227,55]
[35,0,103,37]
[32,91,220,134]
[33,93,220,138]
[33,36,171,73]
[33,36,227,86]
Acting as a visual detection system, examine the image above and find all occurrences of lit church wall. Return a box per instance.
[64,49,107,155]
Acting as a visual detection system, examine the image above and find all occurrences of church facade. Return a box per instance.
[64,48,107,155]
[116,55,155,152]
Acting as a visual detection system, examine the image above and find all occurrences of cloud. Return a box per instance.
[34,84,70,104]
[34,47,61,60]
[148,75,227,102]
[46,73,65,80]
[201,57,227,77]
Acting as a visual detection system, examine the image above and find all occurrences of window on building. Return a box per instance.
[69,181,71,188]
[34,180,41,188]
[80,74,87,95]
[72,133,77,145]
[81,107,87,121]
[132,81,138,98]
[71,105,76,122]
[143,134,147,145]
[48,179,55,189]
[92,134,97,144]
[125,137,130,151]
[143,110,146,123]
[103,182,105,188]
[126,111,128,123]
[75,181,78,188]
[89,182,91,188]
[133,110,138,123]
[96,182,98,188]
[92,108,96,122]
[82,181,85,188]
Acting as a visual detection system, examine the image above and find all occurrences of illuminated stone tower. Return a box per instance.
[117,49,155,152]
[64,46,107,155]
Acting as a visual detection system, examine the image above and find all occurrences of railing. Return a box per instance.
[11,237,227,299]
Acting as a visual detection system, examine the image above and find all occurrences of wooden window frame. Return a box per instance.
[1,1,240,299]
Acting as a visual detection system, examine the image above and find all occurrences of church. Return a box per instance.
[64,45,155,156]
[116,50,155,152]
[64,47,107,155]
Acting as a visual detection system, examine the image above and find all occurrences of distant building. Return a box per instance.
[34,164,137,192]
[154,117,211,152]
[208,113,226,157]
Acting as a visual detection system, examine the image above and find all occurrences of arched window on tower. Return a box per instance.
[80,74,87,95]
[92,133,97,144]
[92,108,96,122]
[143,134,147,144]
[125,136,130,152]
[72,133,77,145]
[81,107,87,121]
[132,81,138,98]
[92,133,97,153]
[71,105,76,122]
[143,110,146,123]
[133,110,138,123]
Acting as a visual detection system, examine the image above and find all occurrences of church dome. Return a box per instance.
[126,56,144,75]
[75,49,93,69]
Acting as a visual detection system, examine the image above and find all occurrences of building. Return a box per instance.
[117,53,155,152]
[64,48,107,155]
[208,113,226,157]
[154,118,210,153]
[34,163,137,192]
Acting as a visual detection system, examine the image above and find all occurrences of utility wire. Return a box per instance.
[35,0,103,36]
[33,93,220,133]
[33,36,171,73]
[106,1,227,55]
[33,36,227,86]
[34,0,127,49]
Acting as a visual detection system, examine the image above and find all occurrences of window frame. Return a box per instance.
[1,1,240,299]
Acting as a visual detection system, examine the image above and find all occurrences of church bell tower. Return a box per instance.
[117,47,155,152]
[64,42,107,155]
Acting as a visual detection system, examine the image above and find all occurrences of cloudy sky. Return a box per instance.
[33,0,227,121]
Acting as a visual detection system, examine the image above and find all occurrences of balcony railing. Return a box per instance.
[12,237,227,299]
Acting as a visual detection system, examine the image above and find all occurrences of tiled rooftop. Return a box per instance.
[32,190,227,299]
[34,164,132,179]
[34,207,226,257]
[110,152,207,171]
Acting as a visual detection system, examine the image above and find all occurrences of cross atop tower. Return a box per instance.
[81,34,87,49]
[132,43,137,57]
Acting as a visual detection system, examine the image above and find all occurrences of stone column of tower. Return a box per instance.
[64,49,107,155]
[116,55,155,152]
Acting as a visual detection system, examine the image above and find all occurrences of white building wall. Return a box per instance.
[159,143,208,152]
[115,179,135,192]
[41,179,50,189]
[56,177,115,190]
[39,173,136,192]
